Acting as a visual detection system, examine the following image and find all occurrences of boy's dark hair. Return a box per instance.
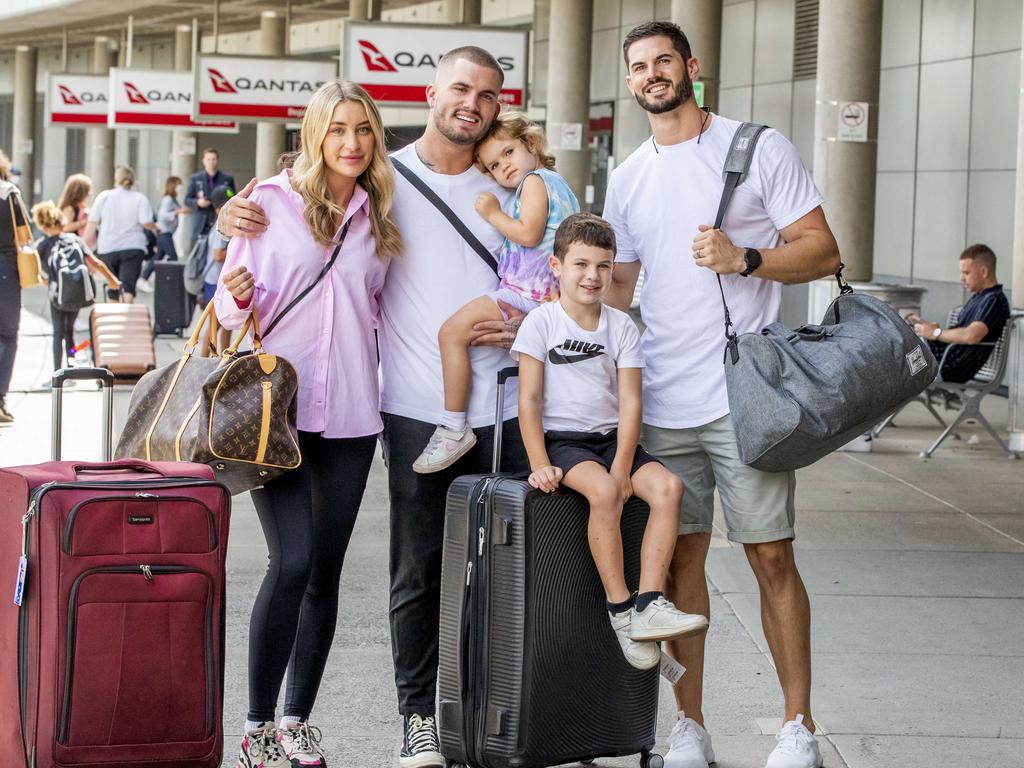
[202,147,219,158]
[210,184,234,211]
[622,21,692,65]
[960,243,997,272]
[438,46,505,88]
[553,213,616,261]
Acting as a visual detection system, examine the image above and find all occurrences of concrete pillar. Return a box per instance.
[445,0,481,24]
[811,0,883,284]
[172,26,197,184]
[350,0,370,20]
[12,46,36,201]
[671,0,721,112]
[1006,7,1024,451]
[255,12,287,181]
[87,37,116,193]
[545,0,592,205]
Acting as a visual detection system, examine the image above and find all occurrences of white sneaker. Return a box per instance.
[629,596,709,642]
[765,715,822,768]
[664,713,716,768]
[279,721,326,766]
[609,609,660,670]
[412,425,477,474]
[235,726,290,768]
[136,276,154,293]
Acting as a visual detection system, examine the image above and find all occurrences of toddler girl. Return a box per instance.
[413,112,580,473]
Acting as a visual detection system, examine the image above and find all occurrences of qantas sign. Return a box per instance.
[343,23,528,106]
[195,55,338,121]
[109,69,237,133]
[46,74,109,126]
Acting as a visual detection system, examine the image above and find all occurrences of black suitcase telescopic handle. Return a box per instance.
[51,367,115,462]
[492,366,519,474]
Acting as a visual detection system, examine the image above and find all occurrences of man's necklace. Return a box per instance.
[651,106,712,154]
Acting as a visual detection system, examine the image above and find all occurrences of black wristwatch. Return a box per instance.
[740,247,762,277]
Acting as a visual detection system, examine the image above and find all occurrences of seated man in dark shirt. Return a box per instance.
[908,243,1011,383]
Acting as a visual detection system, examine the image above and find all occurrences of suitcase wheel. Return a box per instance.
[640,751,664,768]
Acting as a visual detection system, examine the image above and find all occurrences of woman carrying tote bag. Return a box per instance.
[0,150,30,424]
[214,79,402,768]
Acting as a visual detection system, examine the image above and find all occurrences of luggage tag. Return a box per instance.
[660,651,686,685]
[13,556,27,607]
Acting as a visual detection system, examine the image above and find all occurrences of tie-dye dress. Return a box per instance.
[497,168,579,304]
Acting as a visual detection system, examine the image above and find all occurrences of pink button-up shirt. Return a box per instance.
[214,170,387,439]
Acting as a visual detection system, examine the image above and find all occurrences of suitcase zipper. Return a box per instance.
[58,564,215,745]
[61,494,219,553]
[462,477,495,768]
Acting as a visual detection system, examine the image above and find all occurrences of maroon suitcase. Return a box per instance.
[0,368,230,768]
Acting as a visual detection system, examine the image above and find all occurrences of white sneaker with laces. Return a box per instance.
[765,715,822,768]
[136,276,154,293]
[399,714,444,767]
[629,596,709,642]
[279,721,326,766]
[235,726,290,768]
[664,713,716,768]
[609,609,660,670]
[412,425,477,474]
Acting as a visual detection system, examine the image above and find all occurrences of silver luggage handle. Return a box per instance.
[492,366,519,473]
[51,367,115,462]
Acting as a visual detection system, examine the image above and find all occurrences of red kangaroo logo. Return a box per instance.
[207,68,238,94]
[57,85,82,105]
[358,40,397,72]
[123,82,149,104]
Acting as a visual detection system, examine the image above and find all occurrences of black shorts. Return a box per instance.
[545,429,661,477]
[98,249,145,297]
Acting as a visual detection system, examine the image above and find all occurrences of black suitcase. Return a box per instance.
[438,367,663,768]
[152,260,192,336]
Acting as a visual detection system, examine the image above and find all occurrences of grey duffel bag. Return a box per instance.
[723,284,938,472]
[712,123,937,472]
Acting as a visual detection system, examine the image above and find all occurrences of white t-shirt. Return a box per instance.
[379,144,515,428]
[511,301,644,434]
[603,113,823,429]
[89,186,154,254]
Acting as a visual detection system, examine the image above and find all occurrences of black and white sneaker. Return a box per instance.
[399,714,443,767]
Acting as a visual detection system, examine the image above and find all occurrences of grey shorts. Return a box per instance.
[642,414,796,544]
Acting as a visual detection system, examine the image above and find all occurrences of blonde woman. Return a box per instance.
[57,173,92,234]
[214,79,401,768]
[0,149,28,423]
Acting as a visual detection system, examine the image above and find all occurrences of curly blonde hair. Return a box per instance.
[475,111,556,174]
[290,79,402,259]
[32,200,65,230]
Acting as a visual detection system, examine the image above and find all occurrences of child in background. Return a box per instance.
[137,175,189,293]
[513,213,708,670]
[413,112,580,473]
[32,200,120,375]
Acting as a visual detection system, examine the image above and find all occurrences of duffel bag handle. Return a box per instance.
[188,301,261,356]
[790,324,831,342]
[72,460,172,476]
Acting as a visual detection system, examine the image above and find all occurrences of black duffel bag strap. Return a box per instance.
[392,156,500,277]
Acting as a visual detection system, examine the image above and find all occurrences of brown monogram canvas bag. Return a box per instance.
[116,303,300,494]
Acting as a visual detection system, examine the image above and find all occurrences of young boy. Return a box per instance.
[511,212,708,670]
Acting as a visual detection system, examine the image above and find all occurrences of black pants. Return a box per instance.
[98,249,144,299]
[50,305,78,370]
[0,258,20,397]
[246,430,377,722]
[380,413,528,717]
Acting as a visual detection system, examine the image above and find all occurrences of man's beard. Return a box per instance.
[433,108,487,146]
[634,75,691,115]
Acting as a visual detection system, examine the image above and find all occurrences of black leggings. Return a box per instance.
[246,430,377,722]
[0,258,20,397]
[50,305,78,370]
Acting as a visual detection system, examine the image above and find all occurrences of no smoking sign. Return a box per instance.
[837,101,869,142]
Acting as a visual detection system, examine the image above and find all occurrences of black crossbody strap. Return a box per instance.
[257,218,352,342]
[391,156,499,276]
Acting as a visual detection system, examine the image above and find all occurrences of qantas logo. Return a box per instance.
[359,40,397,72]
[58,85,82,105]
[548,340,605,365]
[208,68,238,94]
[124,82,148,104]
[56,84,106,105]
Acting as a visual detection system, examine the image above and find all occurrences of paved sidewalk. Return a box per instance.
[2,290,1022,768]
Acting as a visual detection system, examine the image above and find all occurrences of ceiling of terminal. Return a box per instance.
[0,0,420,50]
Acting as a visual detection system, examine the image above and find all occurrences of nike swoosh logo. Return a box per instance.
[548,348,605,365]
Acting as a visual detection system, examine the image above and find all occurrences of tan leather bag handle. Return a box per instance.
[188,301,262,356]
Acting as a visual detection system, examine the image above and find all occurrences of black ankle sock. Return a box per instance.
[606,595,635,615]
[634,590,663,613]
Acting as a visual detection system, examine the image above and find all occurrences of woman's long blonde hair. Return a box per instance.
[58,173,92,210]
[290,80,401,259]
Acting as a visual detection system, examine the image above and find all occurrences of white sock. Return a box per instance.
[244,719,267,735]
[279,716,303,730]
[441,410,467,432]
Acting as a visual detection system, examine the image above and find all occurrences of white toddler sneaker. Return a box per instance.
[608,609,660,670]
[664,712,716,768]
[412,425,477,473]
[629,596,708,642]
[765,715,822,768]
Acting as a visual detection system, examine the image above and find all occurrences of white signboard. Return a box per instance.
[46,73,108,126]
[837,101,868,142]
[109,69,238,132]
[195,55,338,122]
[342,22,528,107]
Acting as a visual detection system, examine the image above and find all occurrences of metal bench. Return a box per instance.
[872,308,1020,459]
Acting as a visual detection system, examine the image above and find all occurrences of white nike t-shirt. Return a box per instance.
[511,301,644,434]
[602,114,823,429]
[379,145,516,427]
